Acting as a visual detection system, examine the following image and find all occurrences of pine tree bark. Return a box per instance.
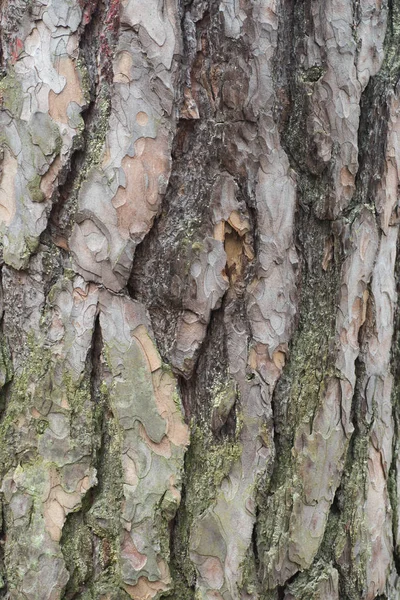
[0,0,400,598]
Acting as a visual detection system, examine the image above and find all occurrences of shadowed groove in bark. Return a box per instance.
[60,312,128,599]
[48,0,112,243]
[60,408,126,600]
[300,15,400,590]
[0,498,7,598]
[320,352,371,599]
[127,117,207,360]
[256,0,344,590]
[0,270,13,429]
[60,313,102,599]
[259,0,400,596]
[255,0,400,597]
[389,236,400,577]
[377,18,400,574]
[163,301,243,599]
[163,426,196,600]
[256,206,342,595]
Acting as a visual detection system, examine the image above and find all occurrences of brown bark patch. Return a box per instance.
[111,136,169,239]
[49,57,84,124]
[0,149,17,225]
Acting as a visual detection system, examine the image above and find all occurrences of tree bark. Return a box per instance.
[0,0,400,598]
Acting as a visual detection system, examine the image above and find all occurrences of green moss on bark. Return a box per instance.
[60,378,125,598]
[167,408,242,595]
[0,338,51,479]
[61,513,93,598]
[0,72,23,118]
[27,175,45,203]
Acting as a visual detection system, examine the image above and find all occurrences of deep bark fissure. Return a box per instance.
[48,0,111,242]
[255,0,400,594]
[389,237,400,576]
[60,309,128,599]
[60,313,102,599]
[0,499,7,599]
[163,440,196,600]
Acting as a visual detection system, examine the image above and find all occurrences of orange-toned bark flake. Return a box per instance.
[49,57,84,125]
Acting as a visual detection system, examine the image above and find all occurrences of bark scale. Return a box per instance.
[0,0,399,598]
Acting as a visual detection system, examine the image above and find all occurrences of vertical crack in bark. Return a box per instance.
[162,379,196,600]
[48,0,111,246]
[162,300,242,598]
[60,313,102,599]
[278,1,400,596]
[0,499,7,598]
[379,18,400,579]
[255,0,397,595]
[389,237,400,578]
[0,267,13,430]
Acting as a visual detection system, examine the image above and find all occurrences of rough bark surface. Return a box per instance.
[1,0,400,598]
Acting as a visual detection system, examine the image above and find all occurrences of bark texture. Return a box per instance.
[0,0,400,598]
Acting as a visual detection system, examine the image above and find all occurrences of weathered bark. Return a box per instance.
[0,0,400,598]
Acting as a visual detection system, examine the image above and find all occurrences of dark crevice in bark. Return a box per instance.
[176,372,194,424]
[316,273,381,597]
[250,513,262,597]
[385,0,400,80]
[89,313,103,405]
[60,498,95,600]
[185,299,230,415]
[163,443,196,600]
[0,380,10,425]
[389,233,400,576]
[276,586,285,600]
[258,210,340,591]
[60,314,103,599]
[334,361,370,599]
[256,0,348,588]
[267,206,339,486]
[272,0,295,135]
[343,0,400,231]
[279,571,299,599]
[0,267,13,420]
[61,406,127,600]
[128,117,220,364]
[126,120,197,311]
[47,0,111,245]
[0,500,7,598]
[0,20,4,74]
[60,309,127,600]
[84,412,127,599]
[165,297,241,597]
[351,90,389,212]
[60,314,127,600]
[128,6,260,589]
[382,0,400,584]
[278,0,332,214]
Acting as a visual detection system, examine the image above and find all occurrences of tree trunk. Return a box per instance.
[0,0,399,598]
